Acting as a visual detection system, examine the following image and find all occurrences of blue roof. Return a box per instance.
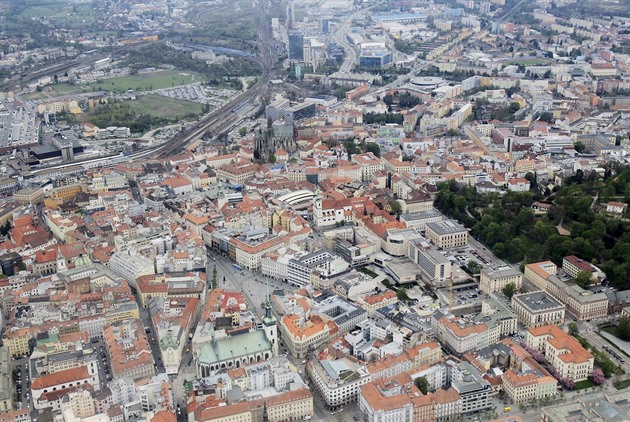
[371,13,426,22]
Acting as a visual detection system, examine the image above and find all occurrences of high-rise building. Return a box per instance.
[321,18,329,33]
[288,32,304,61]
[287,0,296,30]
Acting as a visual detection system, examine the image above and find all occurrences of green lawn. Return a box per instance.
[615,379,630,390]
[504,59,551,66]
[24,70,204,100]
[17,2,97,24]
[573,379,596,390]
[126,94,204,119]
[90,70,202,93]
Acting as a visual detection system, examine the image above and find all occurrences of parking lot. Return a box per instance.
[12,357,30,412]
[153,83,237,107]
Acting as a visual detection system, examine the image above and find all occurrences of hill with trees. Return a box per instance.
[434,164,630,289]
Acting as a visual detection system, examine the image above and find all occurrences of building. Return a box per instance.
[480,267,522,294]
[196,330,273,377]
[109,251,155,288]
[287,250,349,287]
[524,261,607,321]
[358,372,430,422]
[408,239,452,287]
[0,346,13,412]
[104,319,156,381]
[432,300,517,355]
[359,50,393,68]
[288,32,304,61]
[541,390,630,422]
[451,361,493,415]
[400,210,443,231]
[425,220,468,249]
[308,356,370,409]
[562,255,597,280]
[191,388,313,422]
[512,291,565,329]
[502,357,557,404]
[280,314,336,359]
[526,325,593,382]
[14,186,45,205]
[351,153,384,181]
[31,366,100,410]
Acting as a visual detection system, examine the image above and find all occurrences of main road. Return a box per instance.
[332,7,374,73]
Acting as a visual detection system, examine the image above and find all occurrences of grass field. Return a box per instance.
[91,71,202,93]
[615,379,630,390]
[504,58,551,66]
[23,70,204,100]
[573,379,596,390]
[126,94,204,119]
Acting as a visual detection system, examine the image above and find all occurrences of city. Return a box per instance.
[0,0,630,422]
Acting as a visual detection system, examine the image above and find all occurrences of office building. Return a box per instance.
[426,220,468,249]
[512,291,565,328]
[359,50,393,69]
[289,32,304,61]
[480,267,522,294]
[408,239,451,287]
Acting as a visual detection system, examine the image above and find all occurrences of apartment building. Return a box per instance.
[280,314,336,359]
[480,267,522,294]
[426,220,468,249]
[526,325,593,382]
[215,163,257,185]
[308,356,371,409]
[502,360,557,403]
[104,319,156,381]
[351,152,384,181]
[432,300,517,355]
[512,291,565,328]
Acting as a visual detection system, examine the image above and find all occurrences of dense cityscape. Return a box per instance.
[0,0,630,422]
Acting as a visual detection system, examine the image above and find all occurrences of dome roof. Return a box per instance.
[73,253,92,267]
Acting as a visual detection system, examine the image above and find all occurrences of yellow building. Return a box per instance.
[13,186,45,205]
[5,328,32,357]
[526,325,593,382]
[480,267,523,294]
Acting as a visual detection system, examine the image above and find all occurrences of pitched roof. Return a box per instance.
[31,366,91,390]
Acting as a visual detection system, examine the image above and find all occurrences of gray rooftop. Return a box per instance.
[426,220,467,235]
[513,290,565,312]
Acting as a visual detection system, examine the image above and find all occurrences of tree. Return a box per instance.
[388,197,402,215]
[268,154,277,163]
[239,127,247,137]
[502,282,517,299]
[466,260,482,275]
[364,142,381,158]
[414,377,429,394]
[618,315,630,340]
[574,271,593,289]
[397,288,410,303]
[568,322,579,337]
[574,141,585,153]
[591,368,606,385]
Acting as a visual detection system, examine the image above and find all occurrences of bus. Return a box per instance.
[233,263,242,271]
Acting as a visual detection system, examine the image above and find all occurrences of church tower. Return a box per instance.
[262,280,278,356]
